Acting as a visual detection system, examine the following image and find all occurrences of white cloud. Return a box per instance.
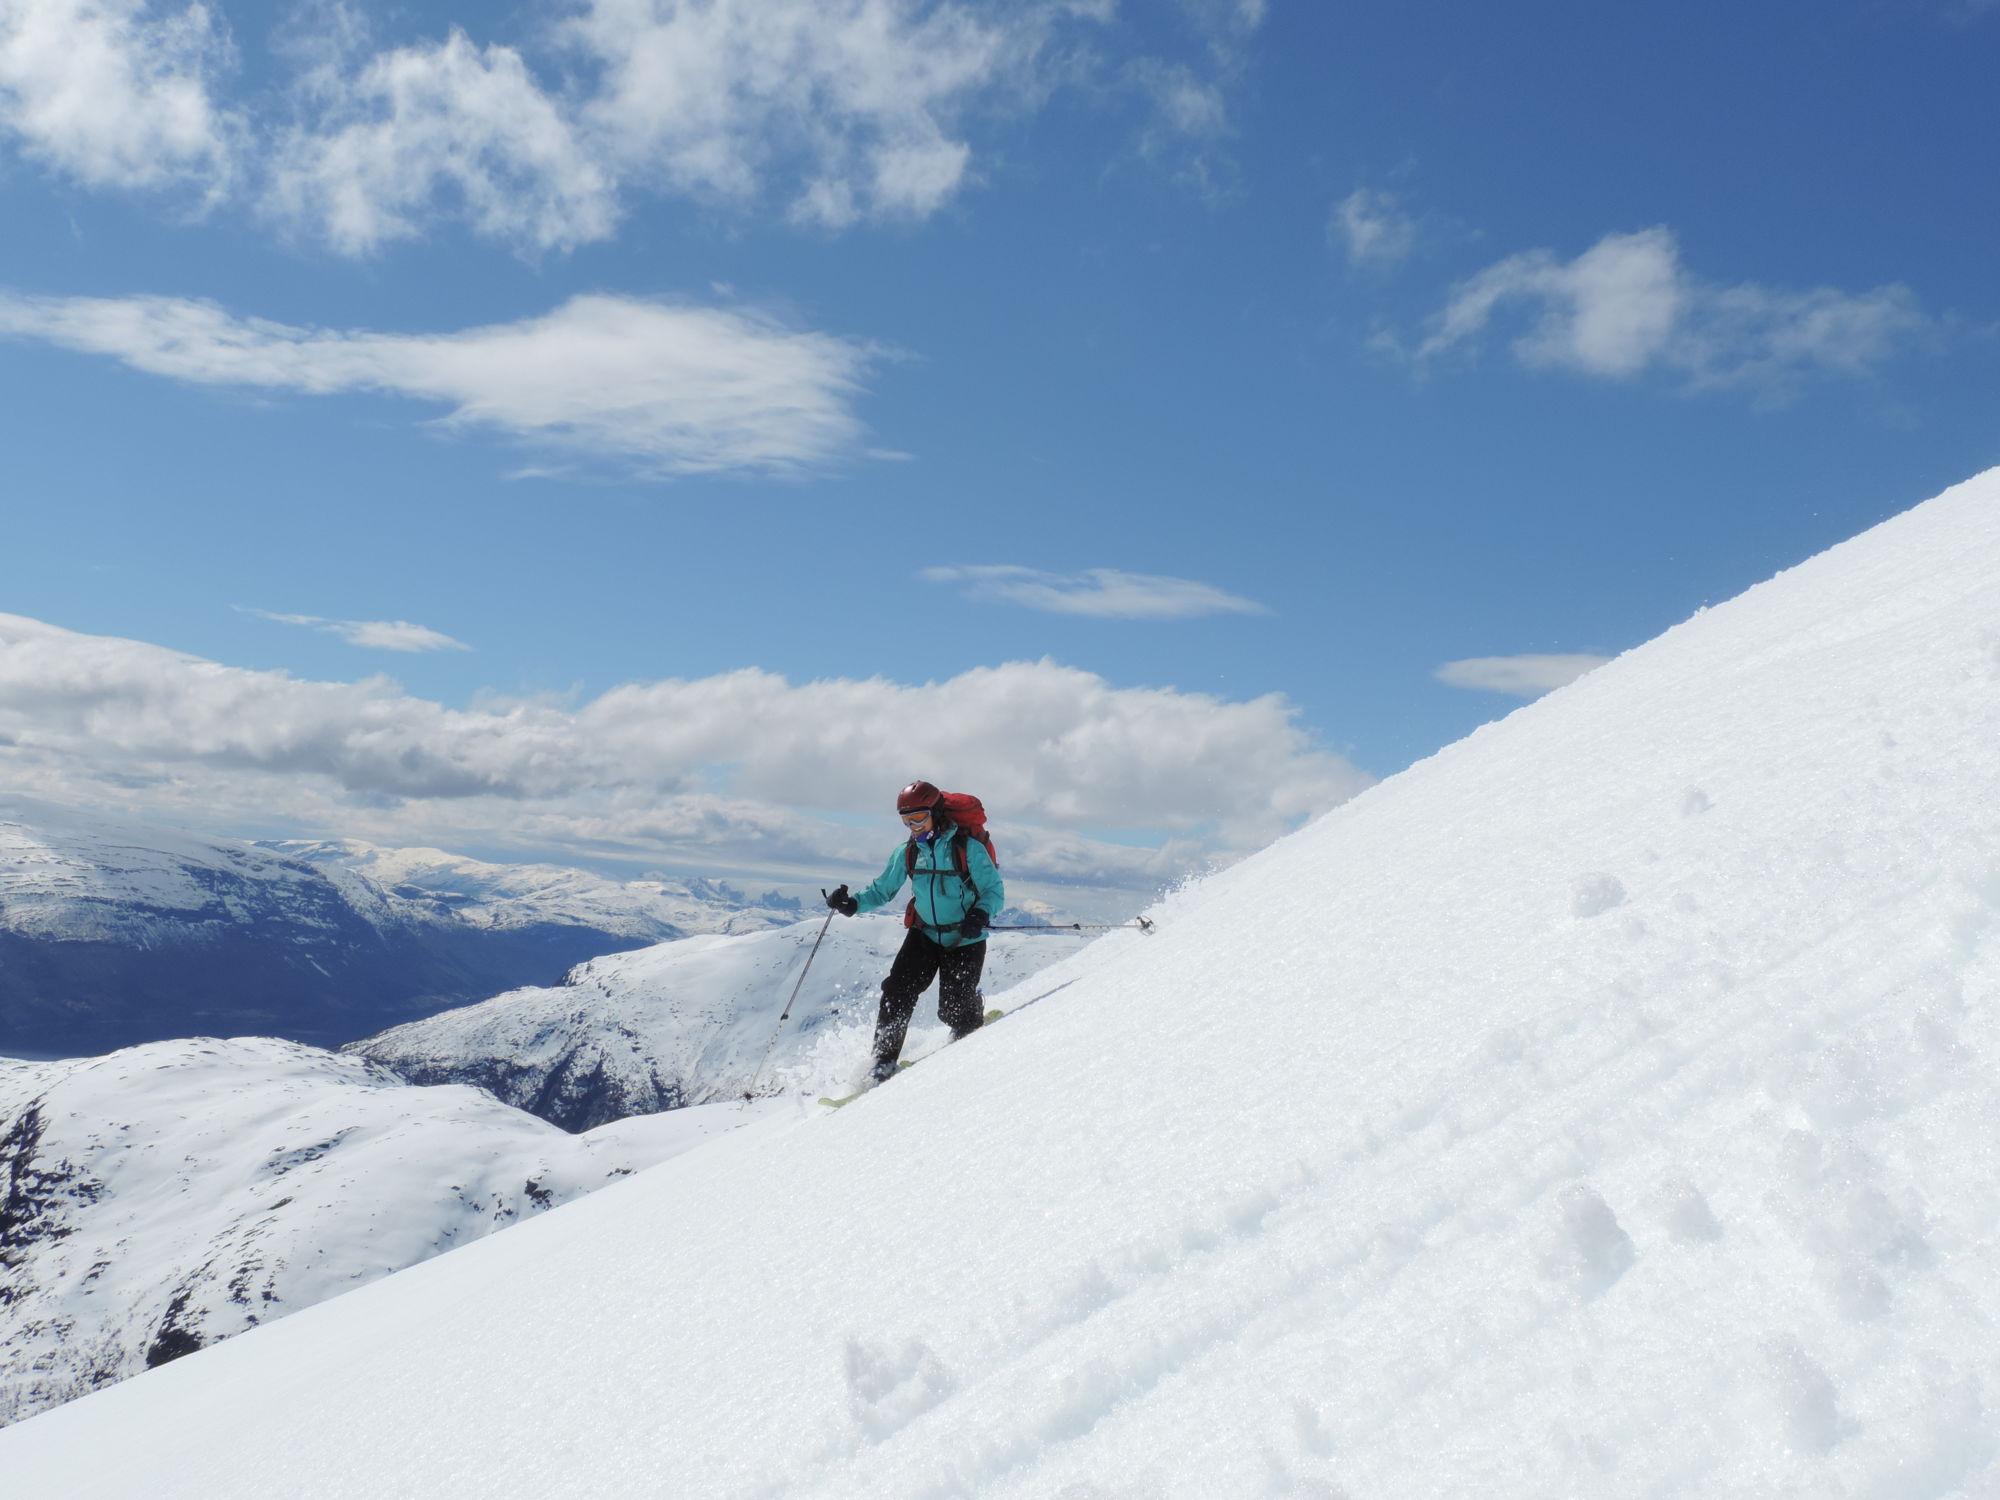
[262,0,1115,249]
[0,0,236,192]
[4,1,1263,253]
[0,613,1369,882]
[334,620,469,653]
[1331,187,1419,270]
[0,290,878,478]
[269,27,618,256]
[240,608,471,654]
[1416,227,1928,395]
[1434,654,1610,698]
[1419,228,1683,378]
[567,0,1021,232]
[923,566,1267,620]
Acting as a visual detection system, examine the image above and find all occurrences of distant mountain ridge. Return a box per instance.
[259,838,801,942]
[0,804,800,1057]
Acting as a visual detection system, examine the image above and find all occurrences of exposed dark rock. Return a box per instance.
[1,1102,104,1301]
[144,1287,206,1368]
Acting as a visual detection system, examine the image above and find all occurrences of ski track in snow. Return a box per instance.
[3,470,2000,1496]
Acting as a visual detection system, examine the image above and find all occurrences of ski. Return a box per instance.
[817,1009,1005,1107]
[816,1059,913,1109]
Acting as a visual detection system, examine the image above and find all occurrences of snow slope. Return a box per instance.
[0,1038,779,1427]
[4,468,1999,1496]
[350,919,1088,1130]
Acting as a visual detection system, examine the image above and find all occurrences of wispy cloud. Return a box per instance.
[240,608,470,654]
[1331,187,1419,271]
[0,0,238,194]
[1413,227,1928,397]
[1125,58,1230,141]
[0,612,1367,871]
[1435,653,1610,698]
[1176,0,1267,41]
[1121,0,1266,201]
[0,290,880,478]
[923,565,1268,620]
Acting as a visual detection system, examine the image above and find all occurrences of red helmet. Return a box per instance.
[896,780,943,814]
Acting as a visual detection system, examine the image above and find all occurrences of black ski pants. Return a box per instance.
[871,929,986,1078]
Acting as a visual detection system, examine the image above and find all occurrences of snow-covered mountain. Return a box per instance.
[0,1037,781,1428]
[0,807,798,1056]
[0,806,456,1054]
[5,468,2000,1497]
[260,838,801,941]
[350,919,1089,1130]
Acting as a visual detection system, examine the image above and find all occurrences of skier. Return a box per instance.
[825,780,1005,1087]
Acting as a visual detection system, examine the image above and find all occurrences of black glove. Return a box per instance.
[958,907,988,940]
[824,885,858,917]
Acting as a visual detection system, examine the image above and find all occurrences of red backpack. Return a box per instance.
[902,792,998,929]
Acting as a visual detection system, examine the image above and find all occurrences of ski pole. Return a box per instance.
[986,918,1156,934]
[852,912,1155,935]
[742,904,836,1101]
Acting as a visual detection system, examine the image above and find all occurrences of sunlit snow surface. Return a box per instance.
[6,469,2000,1496]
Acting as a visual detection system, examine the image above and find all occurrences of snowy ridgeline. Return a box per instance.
[349,920,1088,1131]
[0,809,802,1055]
[258,838,803,941]
[4,468,2000,1497]
[0,1038,780,1430]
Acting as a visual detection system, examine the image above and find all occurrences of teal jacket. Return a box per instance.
[854,827,1005,947]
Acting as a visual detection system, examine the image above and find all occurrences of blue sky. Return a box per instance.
[1,0,1996,908]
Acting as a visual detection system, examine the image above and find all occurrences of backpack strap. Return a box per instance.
[905,830,972,883]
